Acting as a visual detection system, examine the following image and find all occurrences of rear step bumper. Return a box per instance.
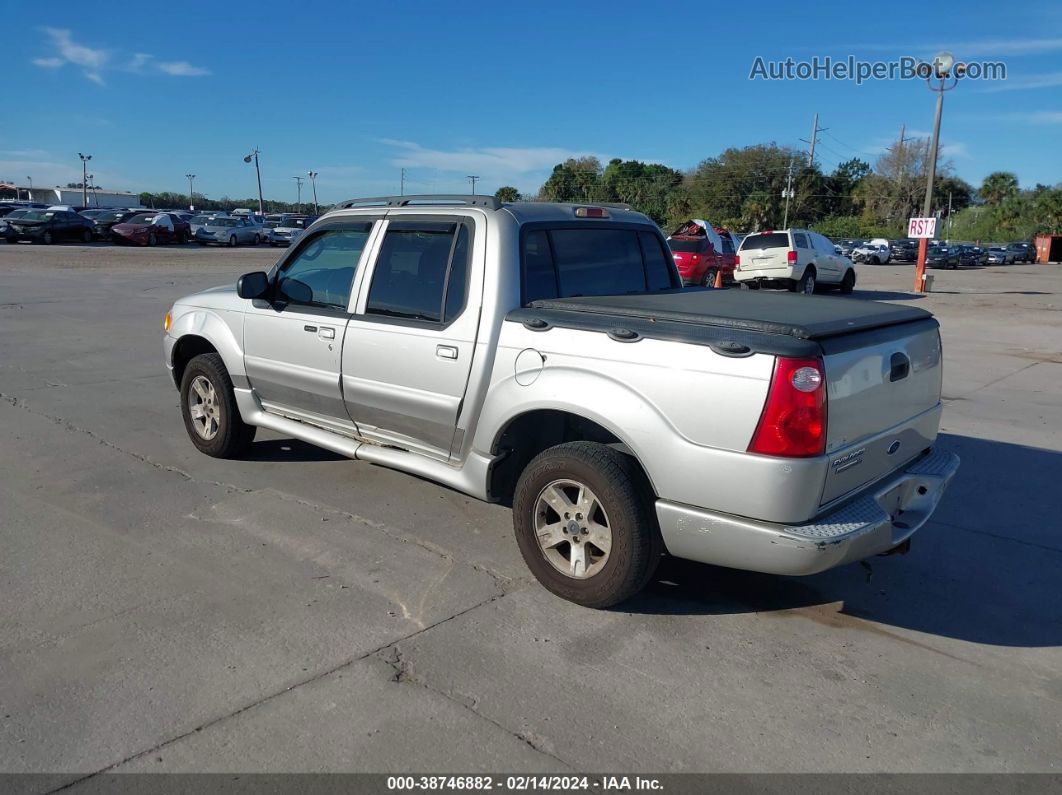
[655,448,960,576]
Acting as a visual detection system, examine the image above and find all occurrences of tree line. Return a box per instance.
[136,191,319,215]
[493,139,1060,241]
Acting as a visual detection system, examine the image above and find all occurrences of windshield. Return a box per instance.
[99,210,128,222]
[210,218,239,227]
[739,232,789,250]
[20,211,56,221]
[191,215,213,224]
[126,214,157,225]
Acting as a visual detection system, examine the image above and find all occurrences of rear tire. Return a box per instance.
[793,268,816,294]
[513,442,661,608]
[701,268,719,287]
[80,229,92,244]
[179,353,256,459]
[42,230,54,245]
[839,269,856,294]
[229,235,237,247]
[148,232,157,247]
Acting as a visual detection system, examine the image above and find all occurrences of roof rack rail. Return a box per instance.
[338,194,502,211]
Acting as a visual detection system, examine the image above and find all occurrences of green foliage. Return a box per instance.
[136,191,310,214]
[494,186,521,202]
[979,172,1019,205]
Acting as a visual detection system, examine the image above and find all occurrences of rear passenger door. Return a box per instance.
[341,215,479,461]
[810,232,840,282]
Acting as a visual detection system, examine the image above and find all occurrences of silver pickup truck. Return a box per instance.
[163,195,959,607]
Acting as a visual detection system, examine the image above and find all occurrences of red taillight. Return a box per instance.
[787,250,797,264]
[734,254,740,265]
[747,357,826,457]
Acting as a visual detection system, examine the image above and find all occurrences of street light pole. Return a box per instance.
[78,153,92,207]
[244,149,264,214]
[186,174,196,211]
[291,176,304,214]
[913,52,959,293]
[307,171,319,214]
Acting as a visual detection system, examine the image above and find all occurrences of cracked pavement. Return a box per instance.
[1,244,1061,787]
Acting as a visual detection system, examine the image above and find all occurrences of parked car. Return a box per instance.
[735,228,855,293]
[925,245,960,269]
[163,195,958,607]
[91,209,144,240]
[851,239,892,264]
[163,212,192,243]
[79,209,109,221]
[111,212,183,246]
[190,213,227,238]
[666,220,739,286]
[836,239,864,257]
[268,214,314,246]
[3,208,95,244]
[195,216,260,246]
[1006,242,1035,263]
[986,246,1015,265]
[957,245,988,267]
[0,208,30,236]
[890,239,919,263]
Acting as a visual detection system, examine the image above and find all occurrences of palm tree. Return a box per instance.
[1034,188,1062,234]
[980,172,1019,206]
[494,186,521,203]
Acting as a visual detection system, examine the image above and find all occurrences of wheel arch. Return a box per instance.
[485,407,656,507]
[168,309,246,389]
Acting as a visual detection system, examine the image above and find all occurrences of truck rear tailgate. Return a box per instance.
[819,319,943,505]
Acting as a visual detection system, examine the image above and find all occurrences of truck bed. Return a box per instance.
[525,289,932,340]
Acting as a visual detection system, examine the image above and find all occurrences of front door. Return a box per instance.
[243,220,375,435]
[342,216,478,461]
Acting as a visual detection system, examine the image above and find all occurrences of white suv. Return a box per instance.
[734,228,855,294]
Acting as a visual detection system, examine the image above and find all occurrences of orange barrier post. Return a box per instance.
[914,238,928,293]
[714,269,724,289]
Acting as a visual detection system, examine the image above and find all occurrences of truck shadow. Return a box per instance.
[243,438,347,462]
[846,290,926,302]
[627,433,1062,648]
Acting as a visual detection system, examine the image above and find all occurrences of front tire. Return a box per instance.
[81,229,92,244]
[41,230,54,245]
[513,442,661,608]
[147,232,157,247]
[179,353,256,458]
[229,235,237,247]
[839,269,856,294]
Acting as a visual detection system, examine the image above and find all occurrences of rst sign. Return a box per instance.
[908,217,937,238]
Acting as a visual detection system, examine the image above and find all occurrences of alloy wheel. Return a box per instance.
[534,479,613,579]
[188,375,221,440]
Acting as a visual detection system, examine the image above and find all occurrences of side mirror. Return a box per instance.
[237,271,269,300]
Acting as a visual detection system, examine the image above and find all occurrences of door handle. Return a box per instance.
[319,327,335,340]
[436,345,458,360]
[890,352,910,382]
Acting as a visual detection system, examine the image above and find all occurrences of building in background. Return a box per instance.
[0,183,141,209]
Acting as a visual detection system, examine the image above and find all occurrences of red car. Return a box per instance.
[666,220,737,286]
[111,212,189,246]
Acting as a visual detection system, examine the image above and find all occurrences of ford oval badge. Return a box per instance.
[887,440,902,455]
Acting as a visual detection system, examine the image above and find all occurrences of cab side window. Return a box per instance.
[365,221,471,324]
[276,224,372,310]
[793,232,810,249]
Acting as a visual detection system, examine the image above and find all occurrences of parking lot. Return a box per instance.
[1,243,1061,784]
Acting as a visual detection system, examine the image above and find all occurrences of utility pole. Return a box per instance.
[946,191,953,242]
[800,113,826,166]
[78,153,92,207]
[400,168,406,196]
[782,157,795,228]
[291,176,304,213]
[243,148,264,214]
[467,175,479,195]
[87,174,98,207]
[186,174,196,211]
[307,171,319,214]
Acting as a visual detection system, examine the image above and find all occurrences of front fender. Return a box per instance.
[165,307,247,386]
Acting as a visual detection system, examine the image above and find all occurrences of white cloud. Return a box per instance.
[156,60,211,77]
[848,37,1062,57]
[377,139,608,189]
[977,71,1062,92]
[31,28,209,84]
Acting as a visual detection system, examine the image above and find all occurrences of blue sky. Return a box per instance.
[3,0,1060,205]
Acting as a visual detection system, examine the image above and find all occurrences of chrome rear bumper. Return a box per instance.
[656,448,960,576]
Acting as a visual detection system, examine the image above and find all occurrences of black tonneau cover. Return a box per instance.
[528,288,932,341]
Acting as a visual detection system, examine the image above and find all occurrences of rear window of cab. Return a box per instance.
[522,226,677,305]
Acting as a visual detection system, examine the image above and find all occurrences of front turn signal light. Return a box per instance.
[163,311,172,333]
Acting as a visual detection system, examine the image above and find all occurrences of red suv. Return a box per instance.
[666,220,737,286]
